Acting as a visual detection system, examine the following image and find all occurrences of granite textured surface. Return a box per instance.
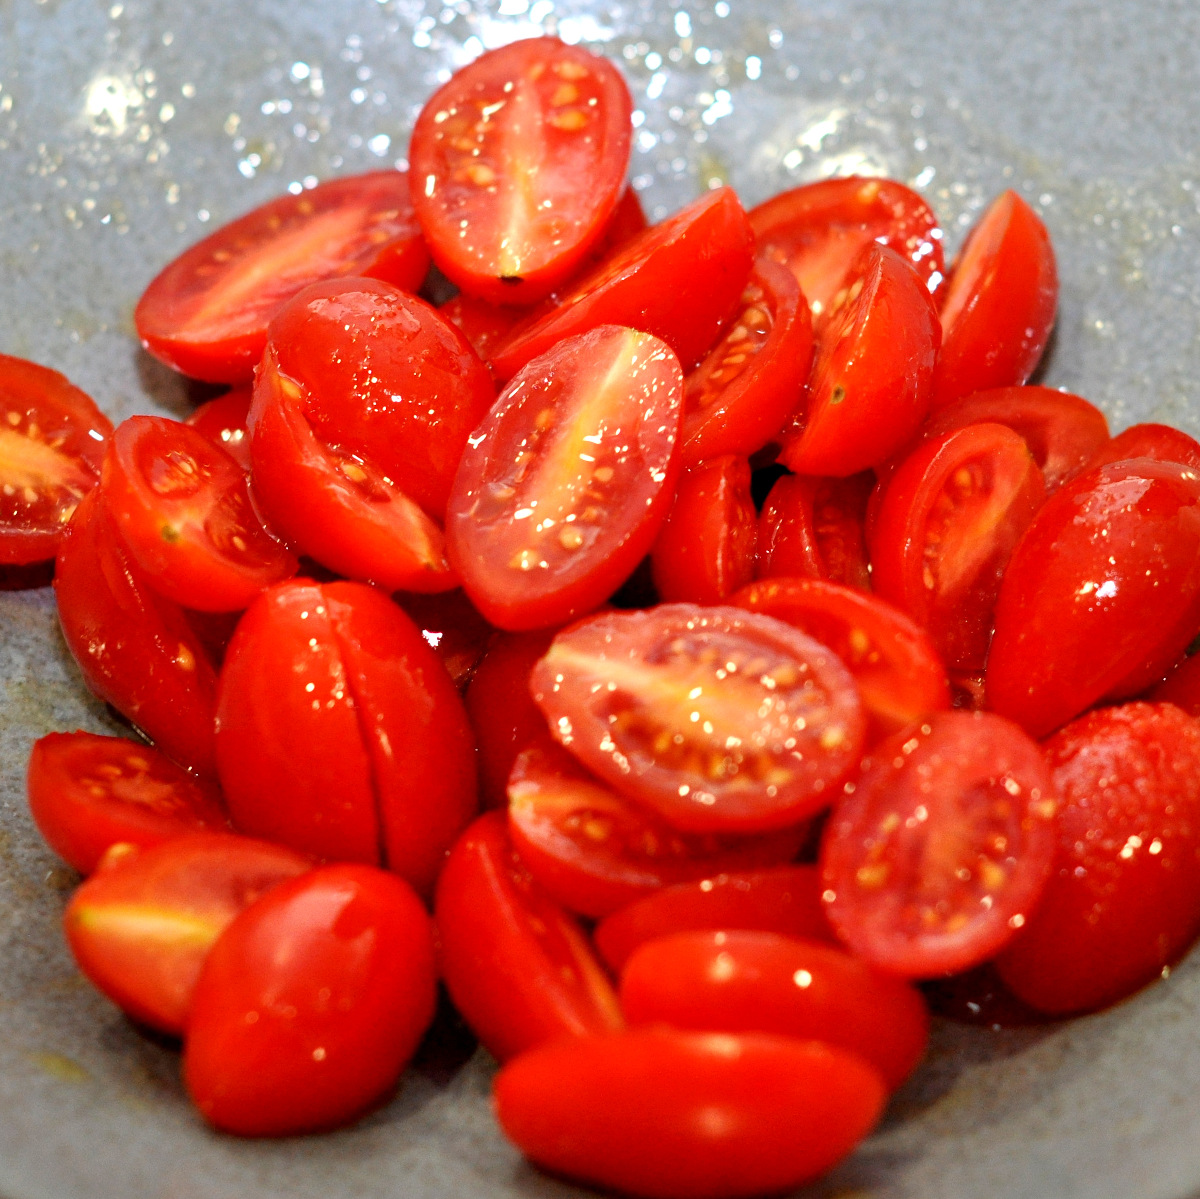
[2,0,1200,1196]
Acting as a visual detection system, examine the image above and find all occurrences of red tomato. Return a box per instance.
[593,865,834,974]
[871,422,1046,672]
[651,455,757,605]
[0,353,113,564]
[620,930,929,1090]
[434,813,624,1062]
[932,191,1057,408]
[55,489,219,776]
[101,416,297,612]
[596,185,649,255]
[1150,652,1200,716]
[439,293,521,364]
[1085,422,1200,472]
[447,326,683,630]
[996,704,1200,1014]
[507,743,807,918]
[680,259,813,468]
[820,711,1058,978]
[490,187,756,382]
[749,176,945,322]
[731,577,951,743]
[986,459,1200,738]
[184,863,436,1136]
[185,386,252,471]
[409,38,632,306]
[393,588,494,690]
[135,171,430,383]
[64,832,310,1033]
[27,731,227,875]
[493,1027,885,1199]
[779,244,940,477]
[530,604,865,833]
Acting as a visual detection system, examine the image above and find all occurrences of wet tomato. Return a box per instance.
[185,386,252,471]
[1150,652,1200,717]
[393,588,495,690]
[1084,422,1200,472]
[439,293,521,364]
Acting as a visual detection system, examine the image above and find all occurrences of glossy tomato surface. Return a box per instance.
[185,386,252,471]
[393,587,495,690]
[439,293,521,365]
[1085,422,1200,472]
[1150,652,1200,717]
[135,171,429,383]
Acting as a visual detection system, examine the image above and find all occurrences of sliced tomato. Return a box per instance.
[393,588,494,690]
[64,832,310,1033]
[749,176,945,322]
[135,171,430,383]
[650,455,757,605]
[490,187,756,382]
[680,259,813,468]
[409,37,632,305]
[779,245,940,477]
[871,422,1046,672]
[447,325,683,630]
[1150,652,1200,716]
[932,190,1057,409]
[1085,422,1200,472]
[186,386,252,471]
[595,185,649,255]
[731,577,951,743]
[27,732,228,875]
[0,353,112,564]
[55,489,219,776]
[434,812,625,1062]
[439,293,521,364]
[530,604,865,833]
[820,711,1058,978]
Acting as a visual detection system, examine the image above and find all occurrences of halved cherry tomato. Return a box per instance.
[507,743,807,918]
[439,293,521,364]
[731,577,951,743]
[409,37,632,306]
[996,703,1200,1014]
[55,489,219,776]
[932,190,1057,408]
[135,171,430,383]
[749,176,944,322]
[447,325,683,630]
[184,863,436,1136]
[779,244,940,477]
[620,930,929,1090]
[490,187,756,382]
[650,455,757,605]
[0,353,112,564]
[27,732,227,875]
[101,416,297,612]
[680,259,813,467]
[1085,422,1200,472]
[434,813,624,1062]
[596,185,649,255]
[820,711,1058,978]
[871,422,1045,672]
[64,832,310,1033]
[1150,652,1200,716]
[593,865,834,974]
[986,459,1200,737]
[531,604,865,833]
[186,386,252,471]
[493,1027,886,1199]
[393,588,494,690]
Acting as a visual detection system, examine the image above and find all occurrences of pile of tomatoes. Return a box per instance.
[7,32,1200,1199]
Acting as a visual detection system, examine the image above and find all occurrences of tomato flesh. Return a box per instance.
[186,386,252,471]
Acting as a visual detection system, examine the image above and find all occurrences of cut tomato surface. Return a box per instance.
[186,387,252,471]
[135,171,430,383]
[1084,422,1200,472]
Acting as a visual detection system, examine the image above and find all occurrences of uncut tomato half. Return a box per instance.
[0,353,113,565]
[409,37,632,305]
[446,325,684,630]
[135,171,430,383]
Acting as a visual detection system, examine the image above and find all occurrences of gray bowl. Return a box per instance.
[3,1,1200,1196]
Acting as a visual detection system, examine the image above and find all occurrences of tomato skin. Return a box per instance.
[731,577,951,744]
[996,704,1200,1014]
[490,187,756,382]
[820,711,1058,978]
[593,865,834,973]
[1085,422,1200,472]
[986,459,1200,738]
[447,325,684,630]
[932,190,1057,409]
[409,38,633,306]
[779,244,940,478]
[186,387,252,471]
[1150,653,1200,716]
[64,832,310,1033]
[493,1027,886,1199]
[439,293,521,365]
[620,930,929,1090]
[135,171,430,384]
[0,353,113,565]
[27,732,227,875]
[55,489,219,776]
[434,813,624,1062]
[393,588,495,691]
[184,863,436,1136]
[651,455,757,605]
